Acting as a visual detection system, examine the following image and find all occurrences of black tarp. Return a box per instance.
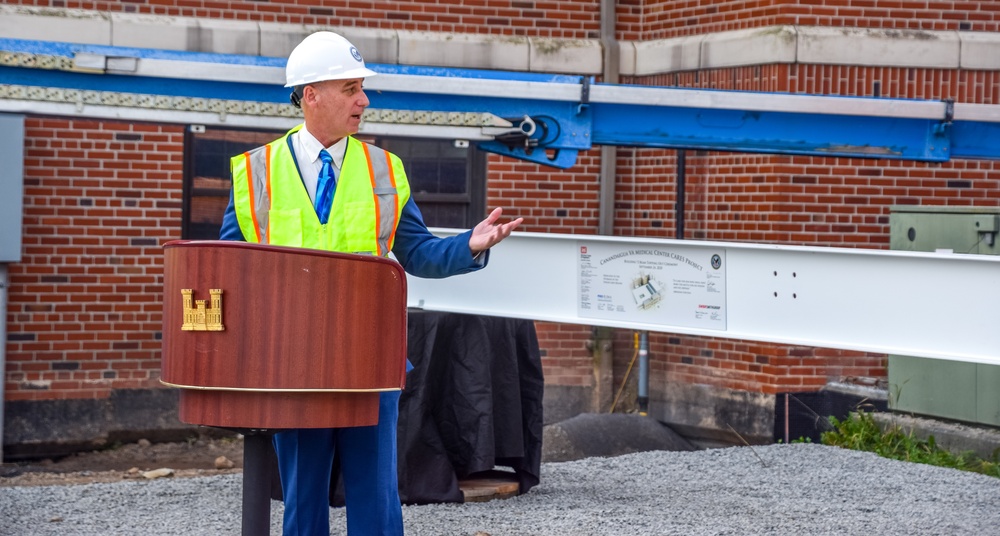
[263,311,544,505]
[395,310,544,504]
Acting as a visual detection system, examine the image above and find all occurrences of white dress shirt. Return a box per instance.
[292,126,348,205]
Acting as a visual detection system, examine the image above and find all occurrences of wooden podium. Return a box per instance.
[160,240,409,535]
[161,240,408,428]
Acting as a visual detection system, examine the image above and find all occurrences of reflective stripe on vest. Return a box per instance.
[242,144,271,243]
[362,143,401,256]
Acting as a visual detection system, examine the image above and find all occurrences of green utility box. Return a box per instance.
[888,206,1000,426]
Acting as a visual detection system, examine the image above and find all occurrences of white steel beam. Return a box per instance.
[405,231,1000,365]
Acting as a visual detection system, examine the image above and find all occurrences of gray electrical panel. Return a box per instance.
[0,114,25,263]
[888,206,1000,426]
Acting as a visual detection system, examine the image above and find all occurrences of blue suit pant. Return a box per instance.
[273,391,403,536]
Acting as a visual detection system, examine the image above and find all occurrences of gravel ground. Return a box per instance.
[2,443,999,535]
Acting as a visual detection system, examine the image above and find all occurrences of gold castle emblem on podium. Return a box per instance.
[181,289,225,331]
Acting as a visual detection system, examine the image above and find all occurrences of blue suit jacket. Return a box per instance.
[219,191,488,279]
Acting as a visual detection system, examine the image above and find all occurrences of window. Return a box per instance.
[375,137,486,229]
[182,127,280,240]
[182,127,485,240]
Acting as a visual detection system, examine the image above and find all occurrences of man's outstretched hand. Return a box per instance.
[469,207,523,255]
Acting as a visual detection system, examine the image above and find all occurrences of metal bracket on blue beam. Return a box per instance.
[477,140,582,169]
[365,73,595,169]
[365,86,592,168]
[477,107,590,169]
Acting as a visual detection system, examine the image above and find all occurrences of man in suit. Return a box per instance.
[219,31,522,536]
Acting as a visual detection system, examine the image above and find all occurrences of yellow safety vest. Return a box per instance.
[230,125,410,255]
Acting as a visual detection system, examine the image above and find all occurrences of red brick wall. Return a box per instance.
[619,151,1000,244]
[13,0,603,38]
[6,118,184,400]
[5,0,1000,40]
[633,65,1000,104]
[488,151,602,234]
[19,0,999,36]
[644,335,888,395]
[619,0,1000,40]
[534,322,593,388]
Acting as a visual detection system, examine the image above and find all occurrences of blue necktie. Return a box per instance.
[315,149,337,224]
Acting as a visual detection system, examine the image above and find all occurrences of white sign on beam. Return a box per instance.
[405,230,1000,366]
[576,242,727,331]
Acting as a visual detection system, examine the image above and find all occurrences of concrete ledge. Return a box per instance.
[195,17,260,55]
[529,38,602,75]
[959,31,1000,70]
[110,12,196,51]
[339,27,401,66]
[628,33,702,76]
[797,26,960,69]
[111,13,261,55]
[872,412,1000,460]
[543,384,593,426]
[0,6,110,45]
[701,26,797,71]
[398,30,530,72]
[650,381,775,446]
[4,6,998,76]
[258,22,307,60]
[2,388,199,461]
[621,25,988,76]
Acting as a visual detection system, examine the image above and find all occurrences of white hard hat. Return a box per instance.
[284,31,377,87]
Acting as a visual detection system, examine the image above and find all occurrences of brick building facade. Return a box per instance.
[2,1,998,455]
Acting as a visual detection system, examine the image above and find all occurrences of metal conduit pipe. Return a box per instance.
[597,0,619,236]
[595,0,620,414]
[637,330,649,416]
[676,149,687,240]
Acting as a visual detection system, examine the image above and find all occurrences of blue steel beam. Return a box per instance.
[951,103,1000,160]
[589,89,950,161]
[953,121,1000,160]
[2,38,999,168]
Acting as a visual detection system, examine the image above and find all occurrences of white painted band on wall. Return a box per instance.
[2,5,998,76]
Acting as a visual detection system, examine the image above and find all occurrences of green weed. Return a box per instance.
[821,411,1000,478]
